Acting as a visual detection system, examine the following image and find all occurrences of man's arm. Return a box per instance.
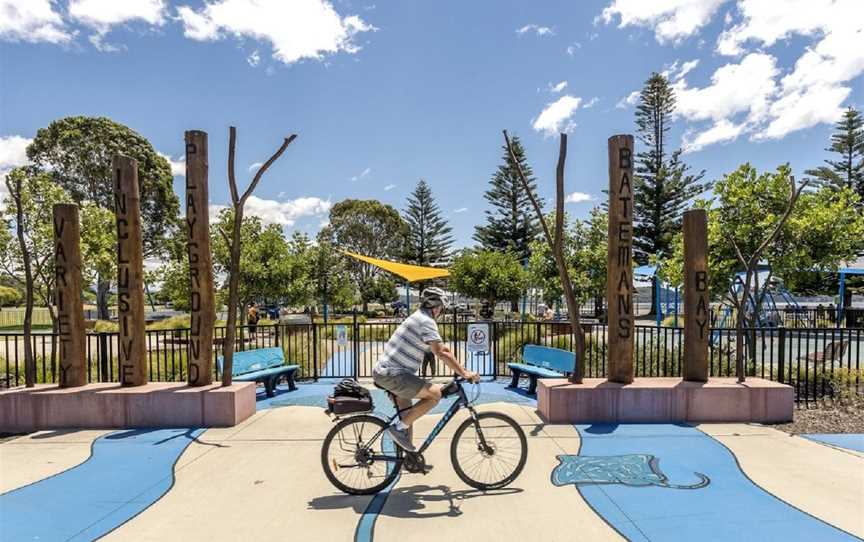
[429,341,479,382]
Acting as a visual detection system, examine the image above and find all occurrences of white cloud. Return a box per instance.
[548,80,568,93]
[0,135,31,170]
[157,152,185,177]
[682,119,745,152]
[177,0,377,65]
[582,97,600,108]
[663,58,700,81]
[68,0,166,27]
[350,167,371,181]
[600,0,728,43]
[674,52,778,123]
[248,161,263,172]
[383,183,396,191]
[214,195,333,227]
[247,49,260,67]
[532,95,582,137]
[516,24,554,36]
[0,135,33,200]
[453,207,468,213]
[716,0,864,140]
[566,42,582,55]
[69,0,166,51]
[615,90,640,109]
[565,192,596,203]
[0,0,73,44]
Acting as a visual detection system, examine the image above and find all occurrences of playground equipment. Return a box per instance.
[633,265,680,327]
[711,266,810,344]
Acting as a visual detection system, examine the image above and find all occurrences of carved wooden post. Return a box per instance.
[683,209,709,382]
[53,204,87,387]
[114,155,147,386]
[607,135,635,384]
[185,130,215,386]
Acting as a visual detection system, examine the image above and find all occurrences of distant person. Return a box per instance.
[544,307,554,321]
[421,350,436,377]
[247,302,259,335]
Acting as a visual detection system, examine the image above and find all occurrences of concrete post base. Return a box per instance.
[538,377,793,424]
[0,382,256,432]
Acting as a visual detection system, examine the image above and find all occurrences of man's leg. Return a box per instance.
[399,383,442,426]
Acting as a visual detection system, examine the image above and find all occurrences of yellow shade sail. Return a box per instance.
[342,251,450,283]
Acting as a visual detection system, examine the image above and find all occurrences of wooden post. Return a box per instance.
[53,204,87,387]
[606,135,635,384]
[185,131,215,386]
[113,155,148,386]
[683,209,709,382]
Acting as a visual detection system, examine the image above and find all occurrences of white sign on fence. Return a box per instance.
[467,323,490,353]
[336,325,348,346]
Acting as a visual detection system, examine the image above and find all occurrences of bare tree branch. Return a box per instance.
[228,126,239,205]
[503,130,555,249]
[241,135,297,205]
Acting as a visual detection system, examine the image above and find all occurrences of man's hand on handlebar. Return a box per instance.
[460,370,480,384]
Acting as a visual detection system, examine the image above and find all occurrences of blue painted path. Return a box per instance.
[802,434,864,453]
[566,424,860,542]
[0,428,203,542]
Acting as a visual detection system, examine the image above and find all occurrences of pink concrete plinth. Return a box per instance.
[537,377,793,424]
[0,382,256,432]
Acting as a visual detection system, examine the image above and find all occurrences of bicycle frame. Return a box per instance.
[366,380,489,462]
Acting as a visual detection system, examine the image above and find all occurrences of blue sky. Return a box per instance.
[1,0,862,250]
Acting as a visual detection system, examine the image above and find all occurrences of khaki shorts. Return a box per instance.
[372,370,427,400]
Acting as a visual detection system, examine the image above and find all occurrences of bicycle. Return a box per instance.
[321,377,528,495]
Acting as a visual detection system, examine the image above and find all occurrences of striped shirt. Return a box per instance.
[373,309,442,375]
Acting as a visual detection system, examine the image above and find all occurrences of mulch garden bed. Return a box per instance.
[773,396,864,434]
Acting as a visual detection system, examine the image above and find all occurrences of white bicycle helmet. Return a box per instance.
[420,287,449,310]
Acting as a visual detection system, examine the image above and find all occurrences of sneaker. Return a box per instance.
[387,425,415,452]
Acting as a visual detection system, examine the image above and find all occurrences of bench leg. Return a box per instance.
[286,370,297,392]
[508,370,521,389]
[264,377,276,398]
[527,375,538,395]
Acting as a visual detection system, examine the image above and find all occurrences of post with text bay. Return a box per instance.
[185,130,215,386]
[113,155,148,386]
[606,135,635,384]
[683,209,709,382]
[53,204,87,387]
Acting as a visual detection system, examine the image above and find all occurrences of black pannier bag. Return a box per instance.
[327,379,373,415]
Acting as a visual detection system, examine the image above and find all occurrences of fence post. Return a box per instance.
[312,323,319,381]
[98,333,109,382]
[777,326,786,384]
[492,322,498,379]
[273,324,280,348]
[352,309,359,378]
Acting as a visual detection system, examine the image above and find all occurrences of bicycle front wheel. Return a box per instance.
[321,415,403,495]
[450,411,527,490]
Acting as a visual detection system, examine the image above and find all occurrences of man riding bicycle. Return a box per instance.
[372,287,480,451]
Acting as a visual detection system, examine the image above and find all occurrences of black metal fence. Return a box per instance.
[2,321,861,405]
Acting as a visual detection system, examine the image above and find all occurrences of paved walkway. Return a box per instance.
[1,380,862,541]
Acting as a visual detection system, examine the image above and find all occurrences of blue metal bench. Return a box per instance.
[216,347,299,397]
[507,344,575,395]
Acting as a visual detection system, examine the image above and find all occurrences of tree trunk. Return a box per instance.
[97,276,110,320]
[10,176,35,387]
[221,205,244,386]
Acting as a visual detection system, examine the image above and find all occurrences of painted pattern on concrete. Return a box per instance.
[569,424,862,542]
[0,428,203,541]
[802,433,864,453]
[552,454,710,490]
[3,380,862,542]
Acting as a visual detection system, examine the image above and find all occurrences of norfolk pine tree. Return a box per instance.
[632,73,708,313]
[805,106,864,201]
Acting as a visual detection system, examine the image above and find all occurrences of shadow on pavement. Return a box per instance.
[308,484,523,519]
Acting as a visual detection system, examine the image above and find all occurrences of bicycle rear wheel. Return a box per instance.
[450,411,527,490]
[321,415,403,495]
